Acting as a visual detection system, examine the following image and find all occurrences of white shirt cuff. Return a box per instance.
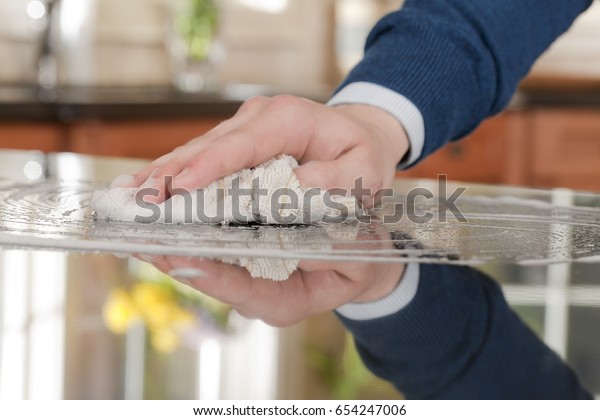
[327,82,425,169]
[335,263,420,321]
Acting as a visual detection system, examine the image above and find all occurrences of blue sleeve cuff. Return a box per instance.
[335,263,419,321]
[327,82,425,169]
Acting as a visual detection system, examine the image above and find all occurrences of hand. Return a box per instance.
[146,256,405,328]
[132,96,409,208]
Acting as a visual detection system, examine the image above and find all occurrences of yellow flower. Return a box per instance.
[172,306,196,326]
[151,328,180,353]
[132,284,175,327]
[104,282,197,353]
[103,288,141,334]
[132,283,173,310]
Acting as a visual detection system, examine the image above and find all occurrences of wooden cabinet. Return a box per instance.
[398,111,528,186]
[530,109,600,191]
[2,106,600,192]
[0,123,68,152]
[0,117,226,161]
[68,118,225,160]
[398,108,600,192]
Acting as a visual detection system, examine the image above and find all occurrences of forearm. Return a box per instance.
[337,264,593,399]
[331,0,593,166]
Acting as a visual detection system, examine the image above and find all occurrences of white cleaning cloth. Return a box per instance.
[91,155,359,225]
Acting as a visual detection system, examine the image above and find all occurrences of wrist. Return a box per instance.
[353,263,406,303]
[328,82,425,168]
[335,104,410,166]
[336,263,419,321]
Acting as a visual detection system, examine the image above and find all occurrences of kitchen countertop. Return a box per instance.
[510,90,600,110]
[514,74,600,109]
[0,85,245,122]
[1,81,600,123]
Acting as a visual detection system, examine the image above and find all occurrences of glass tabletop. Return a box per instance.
[1,150,600,268]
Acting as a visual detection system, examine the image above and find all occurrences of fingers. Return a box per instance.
[297,259,381,283]
[162,257,314,326]
[157,256,359,327]
[222,265,369,325]
[248,269,360,326]
[135,253,398,327]
[132,144,217,204]
[171,99,314,191]
[294,146,385,207]
[170,257,260,304]
[131,99,268,201]
[137,254,172,275]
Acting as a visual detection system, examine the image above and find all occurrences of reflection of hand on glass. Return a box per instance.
[140,220,404,326]
[142,255,405,328]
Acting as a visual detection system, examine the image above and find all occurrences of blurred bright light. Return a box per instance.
[60,0,88,40]
[237,0,289,14]
[26,0,46,20]
[23,160,44,181]
[198,338,222,400]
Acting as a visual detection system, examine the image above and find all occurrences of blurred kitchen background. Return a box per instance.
[1,0,600,400]
[0,0,406,90]
[0,0,599,191]
[1,0,600,188]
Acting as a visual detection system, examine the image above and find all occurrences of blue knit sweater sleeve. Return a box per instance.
[337,265,592,399]
[338,0,593,164]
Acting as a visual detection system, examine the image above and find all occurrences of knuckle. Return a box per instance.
[239,95,268,113]
[172,144,189,155]
[270,95,303,111]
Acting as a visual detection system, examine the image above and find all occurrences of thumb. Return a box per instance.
[294,153,383,208]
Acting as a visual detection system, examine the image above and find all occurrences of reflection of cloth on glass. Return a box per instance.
[218,228,322,281]
[218,223,360,281]
[221,255,298,281]
[329,0,593,167]
[337,264,592,399]
[91,155,358,225]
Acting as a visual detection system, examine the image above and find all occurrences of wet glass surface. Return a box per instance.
[1,151,600,268]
